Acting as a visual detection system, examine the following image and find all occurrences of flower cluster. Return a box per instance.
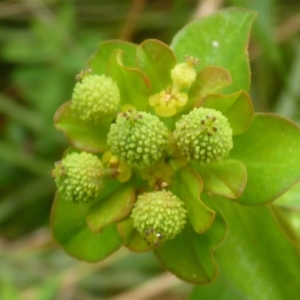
[50,10,300,287]
[148,56,198,117]
[52,53,234,247]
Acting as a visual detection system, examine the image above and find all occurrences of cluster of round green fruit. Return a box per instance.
[52,61,233,246]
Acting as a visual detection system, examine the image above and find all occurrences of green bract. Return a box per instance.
[51,8,300,290]
[52,152,104,202]
[71,74,120,123]
[174,107,233,164]
[107,110,168,168]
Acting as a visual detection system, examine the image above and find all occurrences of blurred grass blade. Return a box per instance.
[229,0,285,74]
[274,41,300,118]
[0,178,53,224]
[0,279,18,300]
[0,94,50,135]
[0,141,53,176]
[38,276,61,300]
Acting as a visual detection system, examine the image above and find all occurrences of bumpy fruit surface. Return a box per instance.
[71,74,120,123]
[107,110,168,168]
[174,107,233,164]
[52,152,104,202]
[131,190,187,246]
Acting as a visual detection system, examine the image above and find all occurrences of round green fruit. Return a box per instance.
[131,190,187,246]
[174,107,233,164]
[71,74,120,123]
[107,110,168,169]
[52,152,104,202]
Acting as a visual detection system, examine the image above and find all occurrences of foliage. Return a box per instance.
[50,7,300,298]
[1,1,300,298]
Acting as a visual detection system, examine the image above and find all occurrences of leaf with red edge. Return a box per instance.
[107,49,151,111]
[54,101,111,153]
[191,159,247,199]
[171,8,256,94]
[116,216,153,253]
[88,40,137,75]
[186,66,232,111]
[86,182,135,232]
[200,91,254,135]
[229,113,300,204]
[51,193,122,262]
[191,196,300,300]
[136,39,176,93]
[172,167,215,234]
[154,202,226,285]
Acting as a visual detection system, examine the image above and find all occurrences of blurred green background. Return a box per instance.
[0,0,299,299]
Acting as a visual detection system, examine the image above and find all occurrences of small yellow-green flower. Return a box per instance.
[171,56,198,90]
[149,90,188,117]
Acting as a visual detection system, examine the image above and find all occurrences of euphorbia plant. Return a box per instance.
[50,7,300,296]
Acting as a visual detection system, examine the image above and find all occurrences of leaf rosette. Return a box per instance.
[50,8,300,286]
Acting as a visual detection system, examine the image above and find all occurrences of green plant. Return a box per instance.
[50,8,300,298]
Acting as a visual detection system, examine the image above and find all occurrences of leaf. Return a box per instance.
[38,276,61,300]
[0,279,18,300]
[116,216,154,253]
[54,101,110,152]
[86,183,135,232]
[136,39,176,92]
[51,193,122,262]
[200,91,254,135]
[229,113,300,204]
[271,205,300,248]
[154,206,226,285]
[190,276,244,300]
[88,40,137,74]
[274,180,300,208]
[171,8,256,94]
[188,66,232,109]
[172,167,215,233]
[191,159,247,199]
[107,49,152,110]
[191,197,300,299]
